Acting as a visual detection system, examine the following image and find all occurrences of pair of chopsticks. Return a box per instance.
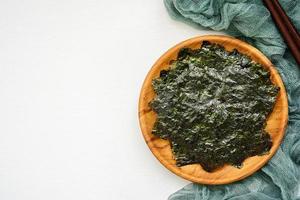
[263,0,300,66]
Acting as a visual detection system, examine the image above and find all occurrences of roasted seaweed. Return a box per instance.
[150,42,279,172]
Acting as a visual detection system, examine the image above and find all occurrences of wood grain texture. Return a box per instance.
[138,35,288,185]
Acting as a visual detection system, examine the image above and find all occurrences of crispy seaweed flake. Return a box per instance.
[150,42,279,172]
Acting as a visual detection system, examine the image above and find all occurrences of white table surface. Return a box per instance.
[0,1,221,199]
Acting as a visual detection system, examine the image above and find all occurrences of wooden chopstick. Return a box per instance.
[263,0,300,66]
[273,0,300,49]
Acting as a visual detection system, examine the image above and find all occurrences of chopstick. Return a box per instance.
[272,0,300,49]
[263,0,300,66]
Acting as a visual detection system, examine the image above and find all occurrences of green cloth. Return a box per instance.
[164,0,300,199]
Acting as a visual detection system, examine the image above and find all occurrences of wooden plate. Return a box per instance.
[138,35,288,185]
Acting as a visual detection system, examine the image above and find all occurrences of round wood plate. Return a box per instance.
[138,35,288,185]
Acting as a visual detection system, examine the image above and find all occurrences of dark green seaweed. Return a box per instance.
[150,42,279,172]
